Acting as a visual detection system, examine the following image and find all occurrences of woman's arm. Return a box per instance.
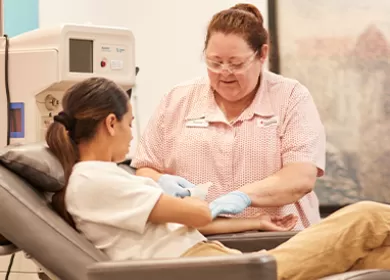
[196,217,261,235]
[197,214,297,235]
[239,162,318,207]
[148,195,212,228]
[147,194,298,233]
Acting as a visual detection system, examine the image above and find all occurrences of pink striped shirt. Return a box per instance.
[132,71,326,229]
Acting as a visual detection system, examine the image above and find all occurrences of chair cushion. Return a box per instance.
[0,142,64,192]
[0,164,108,279]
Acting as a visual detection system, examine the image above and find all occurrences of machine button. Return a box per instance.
[110,60,123,70]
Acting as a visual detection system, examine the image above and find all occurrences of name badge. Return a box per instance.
[257,116,279,128]
[185,119,209,128]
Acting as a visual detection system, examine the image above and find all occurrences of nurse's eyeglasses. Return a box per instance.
[205,51,258,74]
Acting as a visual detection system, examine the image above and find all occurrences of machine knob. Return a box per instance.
[44,94,60,111]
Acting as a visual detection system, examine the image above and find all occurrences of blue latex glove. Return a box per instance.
[209,191,251,219]
[157,174,195,197]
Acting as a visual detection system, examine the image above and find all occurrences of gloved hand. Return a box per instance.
[209,191,251,219]
[157,174,195,197]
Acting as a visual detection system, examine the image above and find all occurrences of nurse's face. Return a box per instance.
[205,32,268,102]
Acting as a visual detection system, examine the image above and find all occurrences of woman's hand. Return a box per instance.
[255,213,298,232]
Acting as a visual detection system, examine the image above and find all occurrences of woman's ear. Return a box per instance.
[260,44,269,64]
[104,113,117,136]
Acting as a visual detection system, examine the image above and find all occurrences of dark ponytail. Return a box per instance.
[45,77,129,229]
[46,121,79,228]
[46,120,78,182]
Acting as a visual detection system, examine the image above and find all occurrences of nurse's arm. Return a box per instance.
[136,167,163,181]
[239,84,325,208]
[239,162,318,207]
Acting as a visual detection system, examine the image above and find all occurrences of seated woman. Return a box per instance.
[47,77,390,280]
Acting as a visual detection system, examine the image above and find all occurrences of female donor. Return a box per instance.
[131,3,326,230]
[47,77,390,280]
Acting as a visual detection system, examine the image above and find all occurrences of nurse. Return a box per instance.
[132,3,326,229]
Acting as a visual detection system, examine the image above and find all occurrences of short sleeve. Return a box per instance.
[131,96,167,172]
[67,171,163,234]
[280,84,326,176]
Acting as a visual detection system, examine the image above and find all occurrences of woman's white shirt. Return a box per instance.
[65,161,206,260]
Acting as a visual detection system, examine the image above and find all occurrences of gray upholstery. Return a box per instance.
[87,253,277,280]
[0,164,108,279]
[0,243,19,255]
[118,163,136,174]
[0,142,64,192]
[0,142,389,280]
[207,231,298,252]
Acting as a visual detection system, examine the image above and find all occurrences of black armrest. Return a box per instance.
[320,204,349,218]
[87,252,277,280]
[117,159,132,166]
[118,162,135,175]
[319,269,390,280]
[207,231,298,252]
[0,243,20,256]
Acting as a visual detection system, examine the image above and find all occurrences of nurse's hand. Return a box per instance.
[209,191,251,219]
[157,174,195,197]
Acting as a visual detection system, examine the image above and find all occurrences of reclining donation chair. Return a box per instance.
[0,143,389,280]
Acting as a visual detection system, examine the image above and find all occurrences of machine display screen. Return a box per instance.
[10,102,24,138]
[69,39,93,73]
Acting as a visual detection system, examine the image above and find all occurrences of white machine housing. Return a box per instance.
[0,23,136,147]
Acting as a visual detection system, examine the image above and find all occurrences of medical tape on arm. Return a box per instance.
[188,182,213,200]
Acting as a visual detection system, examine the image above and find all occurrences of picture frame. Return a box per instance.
[267,0,390,210]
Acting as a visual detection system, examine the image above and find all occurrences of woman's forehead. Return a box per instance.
[206,32,252,59]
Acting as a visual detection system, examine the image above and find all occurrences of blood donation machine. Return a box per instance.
[0,23,136,148]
